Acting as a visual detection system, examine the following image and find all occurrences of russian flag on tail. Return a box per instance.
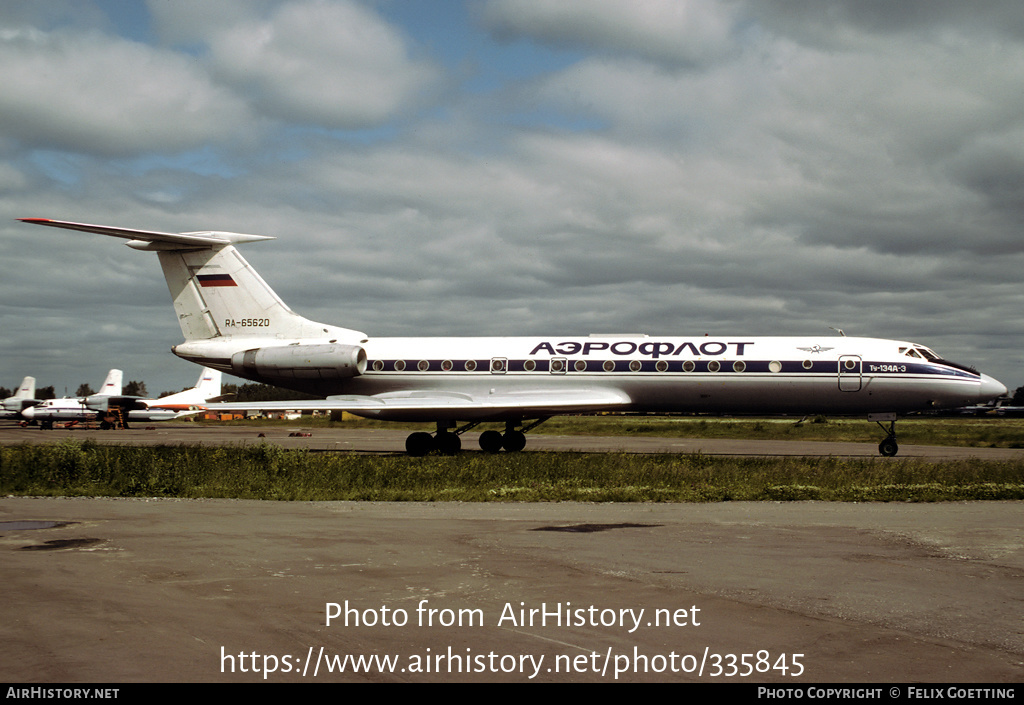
[197,274,237,287]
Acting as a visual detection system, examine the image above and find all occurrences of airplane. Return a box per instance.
[19,217,1007,456]
[1,376,41,420]
[20,368,124,428]
[128,368,224,422]
[21,366,222,429]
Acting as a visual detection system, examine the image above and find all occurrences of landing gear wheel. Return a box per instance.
[502,430,527,452]
[406,432,434,457]
[435,431,461,456]
[872,416,900,458]
[479,430,504,453]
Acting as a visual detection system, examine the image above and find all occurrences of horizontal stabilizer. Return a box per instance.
[19,218,274,249]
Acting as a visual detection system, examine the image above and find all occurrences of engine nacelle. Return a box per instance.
[231,343,367,381]
[84,395,112,412]
[84,395,146,412]
[2,398,33,412]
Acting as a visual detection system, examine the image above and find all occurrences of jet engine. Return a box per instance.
[231,343,367,380]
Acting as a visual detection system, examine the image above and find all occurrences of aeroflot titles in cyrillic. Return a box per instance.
[529,341,755,359]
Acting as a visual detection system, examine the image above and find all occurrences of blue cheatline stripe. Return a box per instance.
[365,359,977,378]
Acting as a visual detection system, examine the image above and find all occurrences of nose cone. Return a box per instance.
[979,373,1007,402]
[20,406,36,419]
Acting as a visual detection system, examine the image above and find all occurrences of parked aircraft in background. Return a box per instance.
[21,367,222,429]
[20,218,1006,455]
[127,368,223,423]
[20,369,122,428]
[1,376,41,420]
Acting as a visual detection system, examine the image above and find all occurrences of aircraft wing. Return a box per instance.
[204,388,632,421]
[142,401,207,411]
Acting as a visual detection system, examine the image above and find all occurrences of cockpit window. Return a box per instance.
[903,346,940,361]
[905,345,978,374]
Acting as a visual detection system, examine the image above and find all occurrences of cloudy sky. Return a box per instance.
[2,0,1023,397]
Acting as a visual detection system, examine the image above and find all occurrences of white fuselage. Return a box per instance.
[20,398,104,423]
[21,398,187,423]
[174,334,1004,422]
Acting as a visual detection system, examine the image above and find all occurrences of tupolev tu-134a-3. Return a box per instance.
[19,218,1006,456]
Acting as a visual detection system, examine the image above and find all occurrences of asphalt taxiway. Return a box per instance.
[2,424,1023,682]
[3,423,1024,459]
[1,497,1022,683]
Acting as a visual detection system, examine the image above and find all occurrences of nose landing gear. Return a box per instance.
[870,414,899,457]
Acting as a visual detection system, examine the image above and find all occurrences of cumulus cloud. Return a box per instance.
[202,0,440,128]
[4,0,1024,392]
[740,0,1024,47]
[0,27,254,157]
[479,0,738,67]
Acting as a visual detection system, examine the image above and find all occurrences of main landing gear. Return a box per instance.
[870,413,899,457]
[404,419,548,456]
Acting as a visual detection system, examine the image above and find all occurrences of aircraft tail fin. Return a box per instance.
[14,376,36,400]
[150,368,223,407]
[19,218,365,344]
[98,369,123,396]
[194,368,222,401]
[154,246,363,343]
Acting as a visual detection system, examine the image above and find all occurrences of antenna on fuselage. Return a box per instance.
[829,327,846,337]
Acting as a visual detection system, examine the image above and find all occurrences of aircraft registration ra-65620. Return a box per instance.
[20,218,1006,456]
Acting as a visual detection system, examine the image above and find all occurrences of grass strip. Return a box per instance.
[3,439,1023,502]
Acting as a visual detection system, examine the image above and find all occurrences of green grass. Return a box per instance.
[3,439,1023,502]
